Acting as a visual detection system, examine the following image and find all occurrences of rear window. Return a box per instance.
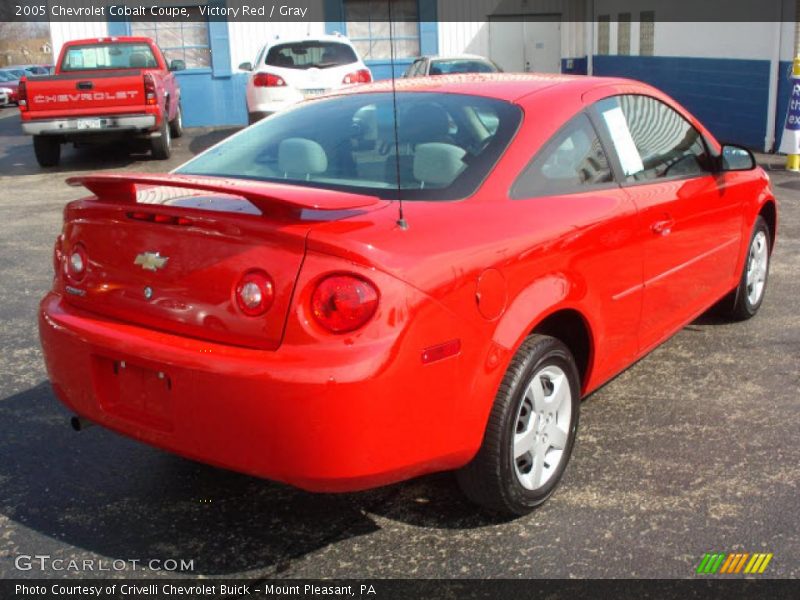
[429,59,498,75]
[61,43,157,72]
[266,41,358,70]
[177,92,521,201]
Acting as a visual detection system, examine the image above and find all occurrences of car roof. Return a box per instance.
[339,72,641,103]
[427,54,493,61]
[266,34,356,47]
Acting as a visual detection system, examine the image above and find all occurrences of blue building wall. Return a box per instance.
[561,57,587,75]
[592,55,770,150]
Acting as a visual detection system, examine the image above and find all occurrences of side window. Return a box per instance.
[595,95,711,182]
[511,113,614,199]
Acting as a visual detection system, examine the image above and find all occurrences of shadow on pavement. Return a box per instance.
[0,382,505,577]
[188,127,243,155]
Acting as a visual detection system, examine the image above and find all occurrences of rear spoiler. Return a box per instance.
[66,173,382,212]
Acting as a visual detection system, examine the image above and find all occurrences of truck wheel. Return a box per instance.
[457,334,580,515]
[33,136,60,167]
[150,117,172,160]
[169,103,183,138]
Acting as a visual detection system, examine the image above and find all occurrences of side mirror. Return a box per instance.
[169,59,186,72]
[238,62,253,71]
[720,144,755,171]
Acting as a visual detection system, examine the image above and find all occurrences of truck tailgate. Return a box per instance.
[24,70,145,114]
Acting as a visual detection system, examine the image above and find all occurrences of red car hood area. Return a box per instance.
[58,174,390,350]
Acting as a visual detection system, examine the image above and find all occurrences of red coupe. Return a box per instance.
[39,74,776,514]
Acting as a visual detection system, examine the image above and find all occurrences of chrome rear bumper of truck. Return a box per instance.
[22,114,156,135]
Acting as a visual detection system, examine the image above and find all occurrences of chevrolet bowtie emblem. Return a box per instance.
[134,252,169,271]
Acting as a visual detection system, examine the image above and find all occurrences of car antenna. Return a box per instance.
[388,0,408,230]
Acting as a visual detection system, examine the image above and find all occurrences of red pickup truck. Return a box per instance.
[19,37,184,167]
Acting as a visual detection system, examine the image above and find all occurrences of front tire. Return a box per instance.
[33,135,60,167]
[725,216,771,321]
[150,116,172,160]
[457,335,580,515]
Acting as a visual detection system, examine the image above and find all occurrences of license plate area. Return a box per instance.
[77,118,103,130]
[302,88,328,98]
[93,356,174,431]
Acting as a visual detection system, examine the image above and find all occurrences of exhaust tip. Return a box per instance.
[70,416,93,431]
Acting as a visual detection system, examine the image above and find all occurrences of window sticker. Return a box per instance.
[600,105,644,176]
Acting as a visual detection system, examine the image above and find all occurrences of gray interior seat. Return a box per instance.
[129,52,155,68]
[278,138,328,180]
[413,143,467,188]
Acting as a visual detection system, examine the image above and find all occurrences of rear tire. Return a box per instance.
[457,335,580,515]
[150,116,172,160]
[169,103,183,138]
[723,216,771,321]
[33,135,60,167]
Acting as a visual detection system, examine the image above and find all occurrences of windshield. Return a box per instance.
[0,72,11,81]
[178,92,521,201]
[60,43,157,71]
[430,59,498,75]
[266,41,358,70]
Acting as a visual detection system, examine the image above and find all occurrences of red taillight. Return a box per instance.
[342,69,372,85]
[128,212,193,226]
[235,270,275,317]
[64,243,87,283]
[253,73,286,87]
[143,73,157,105]
[17,78,27,109]
[311,274,379,334]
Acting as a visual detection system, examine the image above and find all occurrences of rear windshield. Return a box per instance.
[177,92,521,201]
[266,41,358,70]
[61,43,157,72]
[430,59,498,75]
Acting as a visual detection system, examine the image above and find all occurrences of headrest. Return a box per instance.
[129,53,149,68]
[413,143,466,187]
[278,138,328,176]
[397,103,451,144]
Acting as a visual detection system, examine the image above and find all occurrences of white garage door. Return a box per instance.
[489,18,561,74]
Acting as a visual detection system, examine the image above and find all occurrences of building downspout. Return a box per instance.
[767,6,783,152]
[586,0,594,75]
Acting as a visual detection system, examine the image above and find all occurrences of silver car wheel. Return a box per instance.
[746,231,768,306]
[513,365,572,491]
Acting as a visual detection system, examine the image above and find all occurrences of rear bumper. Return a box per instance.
[38,292,472,492]
[22,114,156,136]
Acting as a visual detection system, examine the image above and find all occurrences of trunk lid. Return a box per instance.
[58,174,383,350]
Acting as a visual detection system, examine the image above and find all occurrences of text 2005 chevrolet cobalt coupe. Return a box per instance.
[39,74,775,515]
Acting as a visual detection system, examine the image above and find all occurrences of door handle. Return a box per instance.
[651,218,675,236]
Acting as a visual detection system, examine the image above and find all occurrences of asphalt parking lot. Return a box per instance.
[0,105,798,580]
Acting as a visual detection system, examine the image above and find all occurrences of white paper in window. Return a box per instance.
[600,106,643,176]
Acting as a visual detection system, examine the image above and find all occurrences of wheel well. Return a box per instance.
[532,309,592,385]
[759,201,777,252]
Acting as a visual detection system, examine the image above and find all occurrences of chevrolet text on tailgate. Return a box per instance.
[19,36,185,167]
[39,75,777,515]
